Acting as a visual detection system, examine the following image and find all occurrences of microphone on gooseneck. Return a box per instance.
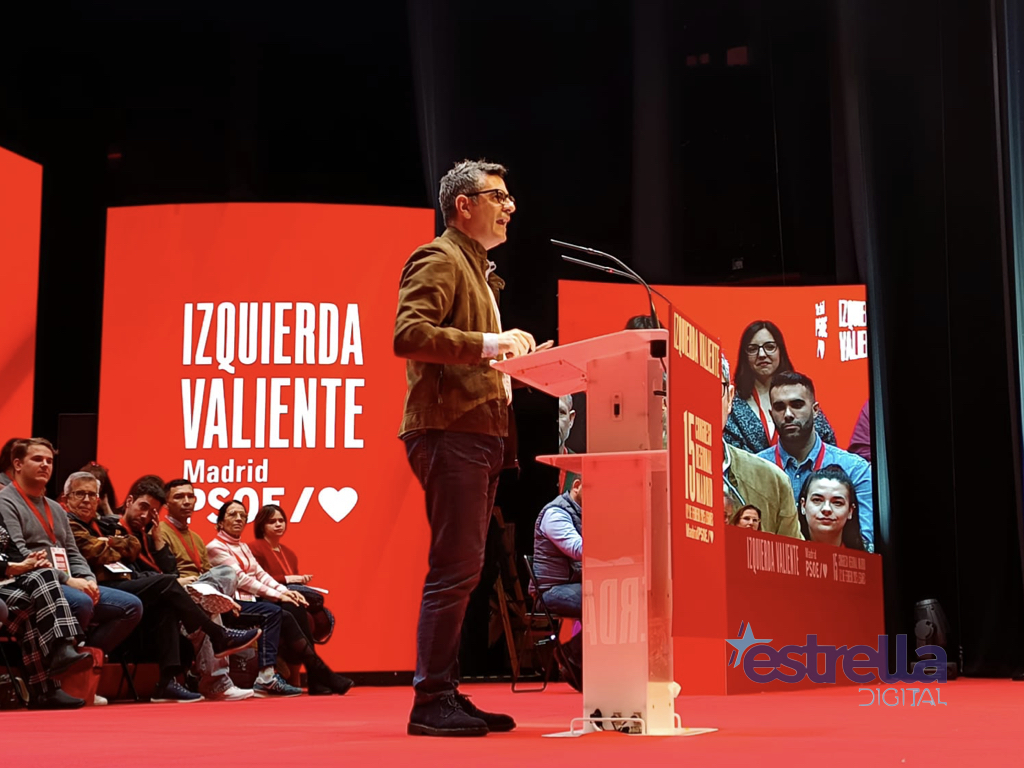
[552,239,662,329]
[559,255,672,308]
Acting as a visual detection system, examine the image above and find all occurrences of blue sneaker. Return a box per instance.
[211,627,261,659]
[152,679,203,703]
[254,673,303,698]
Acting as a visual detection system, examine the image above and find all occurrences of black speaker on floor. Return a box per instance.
[914,598,958,680]
[54,413,98,496]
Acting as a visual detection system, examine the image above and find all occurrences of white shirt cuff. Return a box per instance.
[482,332,499,359]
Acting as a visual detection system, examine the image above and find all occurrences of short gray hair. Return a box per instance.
[439,159,508,224]
[721,353,731,384]
[64,471,101,495]
[559,394,574,411]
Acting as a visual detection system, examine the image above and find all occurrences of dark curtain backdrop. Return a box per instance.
[995,0,1024,673]
[1,0,1022,675]
[830,0,1024,674]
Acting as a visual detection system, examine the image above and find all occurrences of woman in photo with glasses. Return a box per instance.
[725,320,836,454]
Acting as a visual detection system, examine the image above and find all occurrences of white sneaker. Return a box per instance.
[93,694,108,706]
[206,685,255,702]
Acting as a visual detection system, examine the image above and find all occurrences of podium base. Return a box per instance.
[543,714,718,738]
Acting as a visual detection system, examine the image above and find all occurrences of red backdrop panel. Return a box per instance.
[560,281,881,695]
[0,146,42,438]
[723,530,885,693]
[668,306,730,694]
[98,203,434,672]
[559,282,869,448]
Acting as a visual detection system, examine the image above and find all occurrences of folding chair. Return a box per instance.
[512,555,566,692]
[0,598,29,708]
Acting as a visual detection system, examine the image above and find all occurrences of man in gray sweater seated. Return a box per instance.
[0,438,143,676]
[532,477,583,690]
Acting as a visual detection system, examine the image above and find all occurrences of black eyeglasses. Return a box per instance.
[69,490,100,501]
[745,342,779,356]
[465,189,515,207]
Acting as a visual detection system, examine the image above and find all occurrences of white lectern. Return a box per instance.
[495,329,714,737]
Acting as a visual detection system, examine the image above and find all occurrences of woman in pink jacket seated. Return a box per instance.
[207,499,352,695]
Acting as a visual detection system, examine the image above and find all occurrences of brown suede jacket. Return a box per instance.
[394,227,510,438]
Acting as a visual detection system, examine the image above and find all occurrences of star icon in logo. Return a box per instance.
[725,622,773,668]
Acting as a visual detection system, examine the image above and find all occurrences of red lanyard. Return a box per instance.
[751,389,779,447]
[218,532,251,572]
[122,516,159,571]
[167,522,203,569]
[13,481,56,544]
[775,440,827,472]
[268,545,294,577]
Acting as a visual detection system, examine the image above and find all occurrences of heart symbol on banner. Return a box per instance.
[318,487,358,522]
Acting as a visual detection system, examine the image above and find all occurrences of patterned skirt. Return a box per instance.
[0,568,82,690]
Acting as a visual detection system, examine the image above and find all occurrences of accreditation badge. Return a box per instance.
[49,546,71,576]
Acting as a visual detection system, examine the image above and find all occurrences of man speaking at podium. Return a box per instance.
[394,159,546,737]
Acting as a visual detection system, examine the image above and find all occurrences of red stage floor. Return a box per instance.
[3,679,1021,767]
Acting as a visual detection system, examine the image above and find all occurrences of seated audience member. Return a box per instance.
[730,504,762,531]
[533,477,583,691]
[0,437,27,487]
[80,462,119,517]
[624,314,659,330]
[624,315,669,449]
[556,394,579,495]
[68,474,259,703]
[720,356,802,539]
[249,504,335,645]
[725,320,837,454]
[756,371,874,552]
[208,499,353,696]
[0,518,91,709]
[157,478,254,700]
[159,487,302,698]
[797,466,866,550]
[0,438,144,696]
[848,400,872,462]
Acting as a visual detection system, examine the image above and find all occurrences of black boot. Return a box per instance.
[454,691,516,732]
[47,640,92,677]
[30,688,86,710]
[408,692,489,737]
[306,653,353,695]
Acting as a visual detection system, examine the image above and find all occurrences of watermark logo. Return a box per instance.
[726,621,948,685]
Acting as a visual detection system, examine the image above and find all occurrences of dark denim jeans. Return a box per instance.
[542,583,581,619]
[238,600,284,669]
[62,584,143,653]
[404,429,504,704]
[541,583,583,672]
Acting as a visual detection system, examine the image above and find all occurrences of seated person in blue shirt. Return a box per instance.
[757,371,874,552]
[533,477,583,691]
[797,465,866,550]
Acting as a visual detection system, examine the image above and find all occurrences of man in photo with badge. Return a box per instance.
[0,438,144,669]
